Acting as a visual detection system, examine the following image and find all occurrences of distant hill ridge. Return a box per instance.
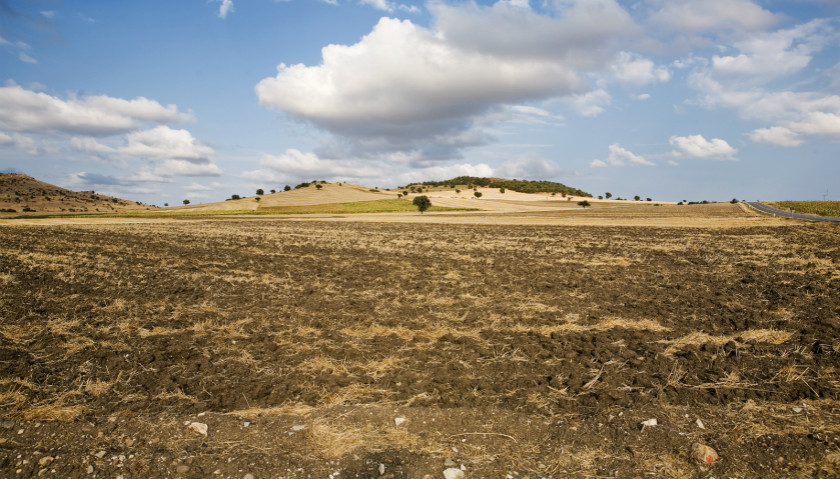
[0,173,153,215]
[402,176,591,197]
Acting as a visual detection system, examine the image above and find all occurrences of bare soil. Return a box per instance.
[1,215,839,478]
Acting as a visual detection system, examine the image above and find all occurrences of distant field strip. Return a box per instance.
[7,199,476,218]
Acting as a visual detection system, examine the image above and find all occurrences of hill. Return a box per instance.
[0,174,156,216]
[175,182,400,212]
[401,176,591,197]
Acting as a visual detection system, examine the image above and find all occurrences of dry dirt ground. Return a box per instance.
[1,205,839,479]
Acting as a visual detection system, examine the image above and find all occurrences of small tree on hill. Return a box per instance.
[413,195,431,213]
[499,187,505,194]
[316,184,323,189]
[634,195,641,201]
[578,200,591,208]
[605,192,612,199]
[256,189,264,195]
[183,199,190,205]
[284,185,291,191]
[474,191,483,198]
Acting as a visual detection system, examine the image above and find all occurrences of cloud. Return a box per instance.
[121,126,213,160]
[70,136,115,154]
[637,93,651,100]
[684,19,840,147]
[70,127,222,177]
[0,132,37,154]
[495,154,561,178]
[711,19,832,84]
[649,0,779,36]
[749,126,804,147]
[256,1,641,160]
[0,83,193,135]
[560,90,611,117]
[19,52,37,63]
[610,52,670,86]
[153,159,223,177]
[590,144,653,167]
[670,135,738,160]
[218,0,234,18]
[242,149,382,183]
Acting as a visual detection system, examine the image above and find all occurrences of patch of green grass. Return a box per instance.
[7,199,476,219]
[766,201,840,218]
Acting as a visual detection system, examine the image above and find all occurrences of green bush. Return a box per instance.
[577,200,591,208]
[412,195,431,213]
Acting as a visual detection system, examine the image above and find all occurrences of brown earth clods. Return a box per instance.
[1,216,840,478]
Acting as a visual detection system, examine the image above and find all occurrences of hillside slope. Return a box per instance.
[0,174,155,216]
[175,183,398,212]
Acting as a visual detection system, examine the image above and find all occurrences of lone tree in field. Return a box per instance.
[413,195,431,213]
[256,189,264,195]
[183,199,190,205]
[577,200,591,208]
[605,192,612,199]
[474,191,483,198]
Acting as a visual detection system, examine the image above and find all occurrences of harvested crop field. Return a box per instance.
[1,213,839,478]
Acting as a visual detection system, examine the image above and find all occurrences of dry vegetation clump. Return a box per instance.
[0,219,839,478]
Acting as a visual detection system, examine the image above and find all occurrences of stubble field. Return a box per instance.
[1,206,839,478]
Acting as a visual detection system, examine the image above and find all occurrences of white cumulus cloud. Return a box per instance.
[590,144,653,167]
[256,1,640,160]
[670,134,738,160]
[610,52,670,86]
[0,83,193,135]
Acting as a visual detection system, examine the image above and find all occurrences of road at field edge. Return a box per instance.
[746,202,840,223]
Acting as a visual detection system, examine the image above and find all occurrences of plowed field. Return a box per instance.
[1,215,839,478]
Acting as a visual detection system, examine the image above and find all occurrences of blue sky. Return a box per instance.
[1,0,838,204]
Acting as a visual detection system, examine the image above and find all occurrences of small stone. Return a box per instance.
[38,456,54,467]
[124,438,135,447]
[793,407,803,413]
[17,429,24,434]
[94,451,106,459]
[176,464,190,473]
[444,458,457,467]
[1,420,14,429]
[691,443,719,464]
[244,474,255,479]
[695,419,705,429]
[213,470,221,475]
[443,468,465,479]
[394,417,406,427]
[87,465,94,474]
[291,425,306,431]
[379,463,386,475]
[243,421,250,427]
[188,422,208,436]
[640,418,658,428]
[778,456,785,464]
[150,437,161,445]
